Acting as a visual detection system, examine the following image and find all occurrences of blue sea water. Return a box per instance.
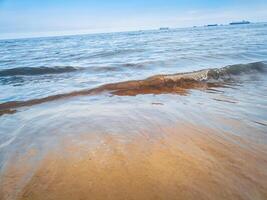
[0,23,267,103]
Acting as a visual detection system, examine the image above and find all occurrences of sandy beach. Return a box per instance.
[1,122,266,200]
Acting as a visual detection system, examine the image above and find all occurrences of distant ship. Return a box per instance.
[206,24,218,27]
[230,20,250,25]
[159,27,170,31]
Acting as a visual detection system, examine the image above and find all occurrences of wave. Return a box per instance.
[0,62,148,77]
[0,66,81,76]
[207,62,267,80]
[0,61,266,115]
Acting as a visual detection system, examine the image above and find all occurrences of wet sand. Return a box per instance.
[0,62,267,200]
[1,123,267,200]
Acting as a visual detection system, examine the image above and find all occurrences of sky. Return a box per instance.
[0,0,267,39]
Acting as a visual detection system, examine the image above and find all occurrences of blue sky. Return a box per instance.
[0,0,267,39]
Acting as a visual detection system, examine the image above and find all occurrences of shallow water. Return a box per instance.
[1,79,267,199]
[0,24,267,200]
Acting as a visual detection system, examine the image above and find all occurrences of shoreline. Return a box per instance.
[1,61,266,115]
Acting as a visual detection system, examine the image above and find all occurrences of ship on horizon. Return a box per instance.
[229,20,250,25]
[206,24,218,27]
[159,27,170,31]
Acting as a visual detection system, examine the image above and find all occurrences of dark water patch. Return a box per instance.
[88,66,121,73]
[85,48,145,59]
[0,66,81,77]
[121,62,151,69]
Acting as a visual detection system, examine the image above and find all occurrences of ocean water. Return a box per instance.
[1,23,267,200]
[0,23,267,103]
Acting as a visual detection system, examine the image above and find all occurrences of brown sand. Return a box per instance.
[1,124,266,200]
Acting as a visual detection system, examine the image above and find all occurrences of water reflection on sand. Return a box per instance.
[0,77,267,200]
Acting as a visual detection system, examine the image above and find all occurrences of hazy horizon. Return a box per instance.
[1,0,267,39]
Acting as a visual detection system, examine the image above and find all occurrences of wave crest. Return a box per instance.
[207,62,267,80]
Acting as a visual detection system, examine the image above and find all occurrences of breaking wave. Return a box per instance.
[207,61,267,80]
[0,61,266,115]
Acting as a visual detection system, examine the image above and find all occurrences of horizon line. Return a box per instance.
[1,21,265,41]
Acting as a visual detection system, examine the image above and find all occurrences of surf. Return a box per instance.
[0,61,266,115]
